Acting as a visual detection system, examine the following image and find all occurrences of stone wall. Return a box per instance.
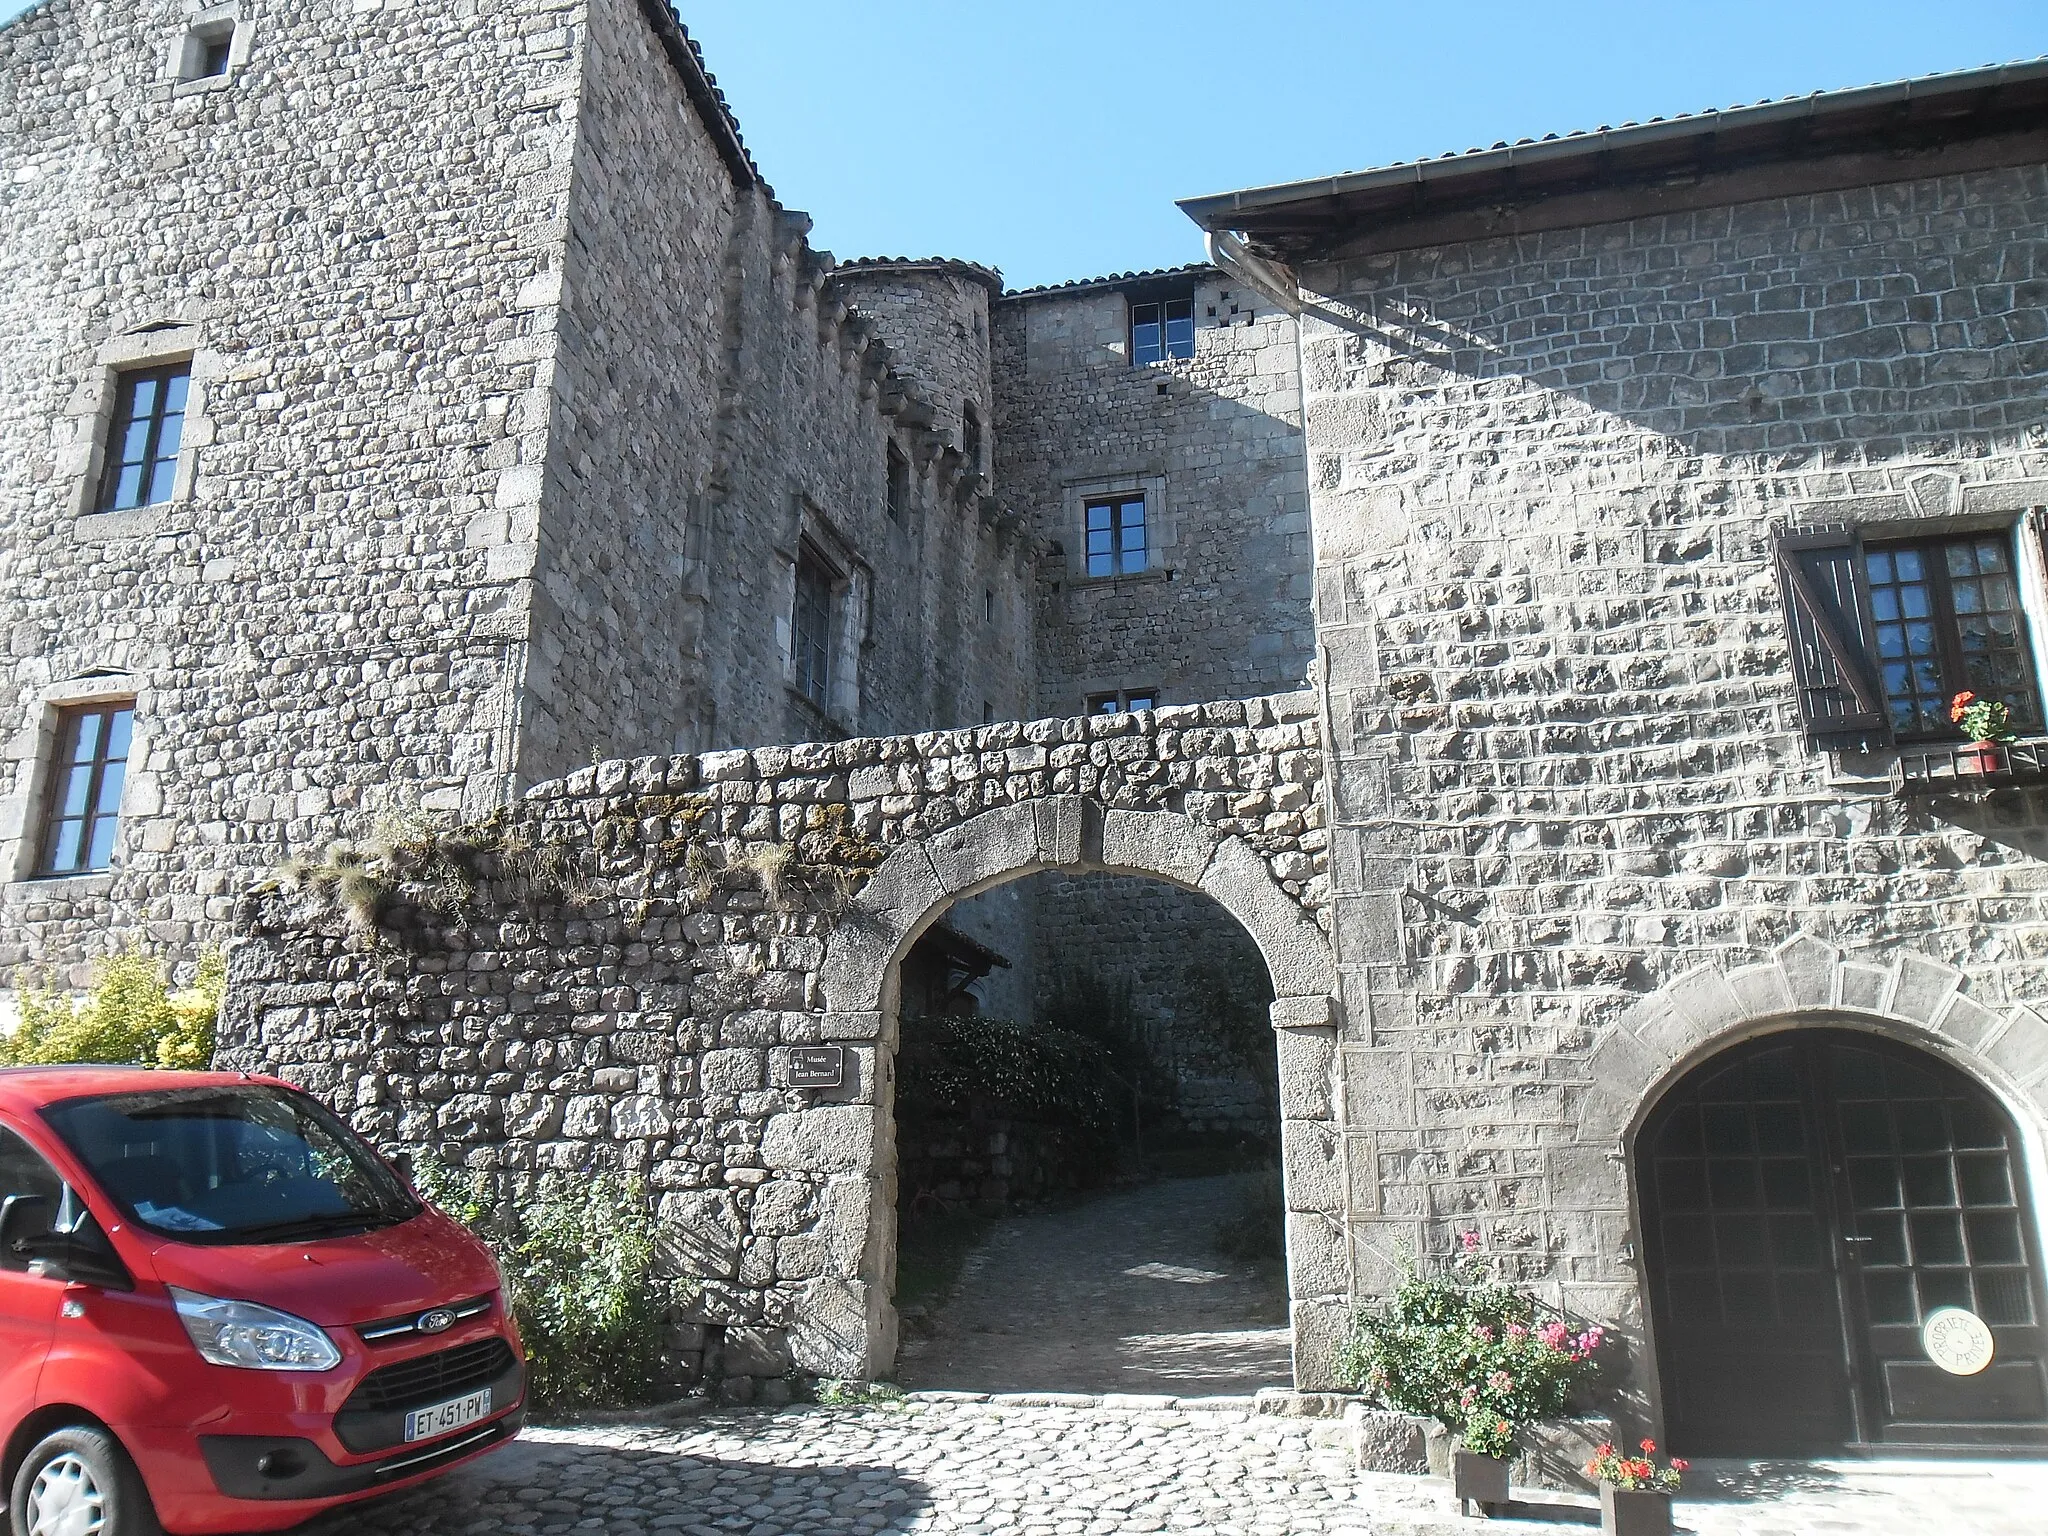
[993,268,1314,717]
[0,0,583,986]
[1029,871,1277,1136]
[219,691,1340,1383]
[1299,153,2048,1421]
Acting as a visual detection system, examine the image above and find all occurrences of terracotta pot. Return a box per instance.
[1599,1484,1673,1536]
[1451,1449,1510,1517]
[1958,741,2006,775]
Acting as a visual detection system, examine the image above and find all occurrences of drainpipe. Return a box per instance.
[1204,229,1301,318]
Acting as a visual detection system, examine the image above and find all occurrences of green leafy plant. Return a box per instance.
[896,1013,1119,1131]
[1950,690,2017,743]
[1586,1438,1686,1492]
[414,1160,681,1414]
[4,949,222,1069]
[1337,1232,1604,1458]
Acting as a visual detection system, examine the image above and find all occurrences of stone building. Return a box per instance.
[11,0,2048,1456]
[1183,58,2048,1449]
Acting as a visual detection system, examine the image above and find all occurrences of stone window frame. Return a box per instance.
[59,322,217,541]
[775,505,870,733]
[166,6,254,96]
[1061,473,1173,586]
[1,673,150,892]
[1790,478,2048,785]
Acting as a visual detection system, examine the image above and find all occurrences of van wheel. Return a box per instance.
[11,1426,160,1536]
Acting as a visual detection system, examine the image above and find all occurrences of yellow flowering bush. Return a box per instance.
[4,949,223,1070]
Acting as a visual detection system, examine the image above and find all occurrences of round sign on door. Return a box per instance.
[1923,1308,1995,1377]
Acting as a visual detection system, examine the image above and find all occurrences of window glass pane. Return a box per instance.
[128,376,161,418]
[1164,299,1195,358]
[56,764,93,819]
[105,708,133,763]
[86,816,118,871]
[94,759,128,821]
[1087,505,1112,532]
[1124,694,1154,712]
[48,820,85,874]
[1130,303,1161,367]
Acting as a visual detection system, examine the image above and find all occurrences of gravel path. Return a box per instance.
[896,1173,1291,1395]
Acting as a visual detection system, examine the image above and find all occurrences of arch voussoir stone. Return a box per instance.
[1580,934,2048,1151]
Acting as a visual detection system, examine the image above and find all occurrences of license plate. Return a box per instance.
[403,1386,492,1443]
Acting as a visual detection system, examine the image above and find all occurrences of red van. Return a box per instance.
[0,1066,524,1534]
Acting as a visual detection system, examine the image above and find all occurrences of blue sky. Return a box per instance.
[8,1,2044,288]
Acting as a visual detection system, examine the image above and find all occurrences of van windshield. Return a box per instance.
[41,1084,418,1246]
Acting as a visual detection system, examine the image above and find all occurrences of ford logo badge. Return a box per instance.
[417,1309,456,1335]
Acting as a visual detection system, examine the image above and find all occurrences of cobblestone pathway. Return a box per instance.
[896,1173,1292,1395]
[294,1402,2048,1536]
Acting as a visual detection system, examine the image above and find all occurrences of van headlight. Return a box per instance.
[170,1287,343,1371]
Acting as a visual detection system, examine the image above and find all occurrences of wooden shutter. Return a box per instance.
[1774,524,1890,743]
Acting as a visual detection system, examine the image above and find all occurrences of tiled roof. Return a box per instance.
[1179,56,2048,252]
[999,263,1217,301]
[639,0,764,190]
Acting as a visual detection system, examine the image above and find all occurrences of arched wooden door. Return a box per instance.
[1638,1029,2048,1454]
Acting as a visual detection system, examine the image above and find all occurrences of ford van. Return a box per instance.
[0,1066,524,1534]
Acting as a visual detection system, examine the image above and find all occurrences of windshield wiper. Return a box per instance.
[229,1209,405,1242]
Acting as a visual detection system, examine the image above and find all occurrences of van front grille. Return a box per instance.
[345,1337,516,1413]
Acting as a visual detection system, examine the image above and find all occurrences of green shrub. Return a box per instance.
[896,1012,1118,1130]
[416,1161,681,1415]
[1336,1235,1604,1458]
[4,949,222,1069]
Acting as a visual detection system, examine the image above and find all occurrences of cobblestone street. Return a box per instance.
[295,1402,2048,1536]
[897,1173,1292,1395]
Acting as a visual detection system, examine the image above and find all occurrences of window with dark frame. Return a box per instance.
[791,547,835,710]
[886,442,909,521]
[1867,532,2040,739]
[97,364,190,513]
[1086,689,1158,715]
[962,402,982,471]
[1775,522,2045,747]
[36,702,134,878]
[1085,495,1147,579]
[1130,297,1195,366]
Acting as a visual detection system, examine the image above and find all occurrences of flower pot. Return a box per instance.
[1451,1449,1511,1517]
[1958,742,2006,775]
[1599,1484,1672,1536]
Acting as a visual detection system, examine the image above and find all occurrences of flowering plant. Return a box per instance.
[1950,690,2016,743]
[1585,1439,1686,1493]
[1336,1231,1604,1459]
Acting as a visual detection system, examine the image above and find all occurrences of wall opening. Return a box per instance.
[1635,1025,2048,1455]
[886,869,1290,1396]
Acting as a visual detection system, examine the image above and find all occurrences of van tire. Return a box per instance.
[10,1425,161,1536]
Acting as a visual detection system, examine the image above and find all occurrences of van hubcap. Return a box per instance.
[26,1453,106,1536]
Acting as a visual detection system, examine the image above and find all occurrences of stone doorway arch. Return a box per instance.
[1578,936,2048,1451]
[816,797,1339,1384]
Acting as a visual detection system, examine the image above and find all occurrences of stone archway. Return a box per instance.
[1578,935,2048,1447]
[818,797,1339,1384]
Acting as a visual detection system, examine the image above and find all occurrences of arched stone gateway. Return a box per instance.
[817,800,1338,1383]
[1579,936,2048,1454]
[219,693,1339,1395]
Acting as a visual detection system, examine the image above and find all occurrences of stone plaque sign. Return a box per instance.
[1922,1307,1995,1376]
[787,1046,845,1089]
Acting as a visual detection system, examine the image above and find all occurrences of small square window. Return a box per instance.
[792,546,836,709]
[1085,495,1147,579]
[178,19,238,84]
[37,702,134,877]
[886,441,909,520]
[1130,296,1195,366]
[97,363,190,513]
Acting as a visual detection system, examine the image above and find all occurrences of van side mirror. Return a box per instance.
[11,1191,131,1292]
